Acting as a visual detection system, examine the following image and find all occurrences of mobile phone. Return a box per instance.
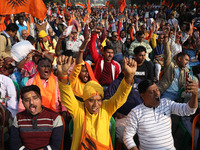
[186,71,193,82]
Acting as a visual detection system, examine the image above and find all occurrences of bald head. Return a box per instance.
[21,29,28,40]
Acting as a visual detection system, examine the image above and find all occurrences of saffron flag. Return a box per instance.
[147,1,150,6]
[65,0,67,7]
[87,0,91,14]
[119,0,126,13]
[84,14,87,22]
[0,0,47,20]
[161,0,165,6]
[68,0,72,7]
[105,1,110,8]
[170,2,174,8]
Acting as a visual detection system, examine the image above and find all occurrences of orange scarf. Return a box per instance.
[85,62,98,83]
[33,72,56,112]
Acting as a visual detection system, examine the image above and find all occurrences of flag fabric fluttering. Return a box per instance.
[65,0,68,7]
[119,0,126,13]
[68,0,72,7]
[105,1,110,8]
[0,0,47,20]
[170,2,174,8]
[161,0,165,6]
[87,0,91,14]
[76,3,85,9]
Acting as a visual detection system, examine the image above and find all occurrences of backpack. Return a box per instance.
[0,33,8,47]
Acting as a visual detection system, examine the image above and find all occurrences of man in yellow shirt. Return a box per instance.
[57,54,137,150]
[37,30,57,64]
[69,35,97,101]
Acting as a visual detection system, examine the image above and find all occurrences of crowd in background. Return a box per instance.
[0,1,200,150]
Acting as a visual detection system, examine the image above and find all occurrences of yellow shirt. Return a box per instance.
[69,61,85,98]
[37,38,57,64]
[59,78,132,150]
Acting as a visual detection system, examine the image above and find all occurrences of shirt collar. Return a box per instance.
[2,30,10,38]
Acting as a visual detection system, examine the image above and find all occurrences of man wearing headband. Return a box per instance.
[57,55,137,150]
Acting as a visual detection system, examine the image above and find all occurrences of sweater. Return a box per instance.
[10,107,63,150]
[59,78,132,150]
[89,33,121,81]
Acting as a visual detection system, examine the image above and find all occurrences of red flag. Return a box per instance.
[0,0,47,20]
[68,0,72,7]
[65,0,68,7]
[161,0,165,6]
[170,2,174,8]
[105,1,110,8]
[119,0,126,13]
[87,0,91,14]
[147,1,150,6]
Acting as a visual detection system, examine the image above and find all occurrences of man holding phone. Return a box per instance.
[123,78,198,150]
[158,35,197,101]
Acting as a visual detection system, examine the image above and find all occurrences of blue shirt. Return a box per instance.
[166,67,180,94]
[17,24,27,36]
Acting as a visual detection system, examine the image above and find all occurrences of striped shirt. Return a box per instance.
[123,98,196,150]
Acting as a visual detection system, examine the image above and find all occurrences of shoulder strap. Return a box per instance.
[0,33,8,47]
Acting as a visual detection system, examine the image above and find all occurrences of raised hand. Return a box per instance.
[122,57,137,84]
[185,79,198,96]
[79,34,90,52]
[156,22,160,31]
[136,14,139,21]
[57,55,73,78]
[186,79,199,109]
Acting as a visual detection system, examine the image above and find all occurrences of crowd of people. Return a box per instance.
[0,1,200,150]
